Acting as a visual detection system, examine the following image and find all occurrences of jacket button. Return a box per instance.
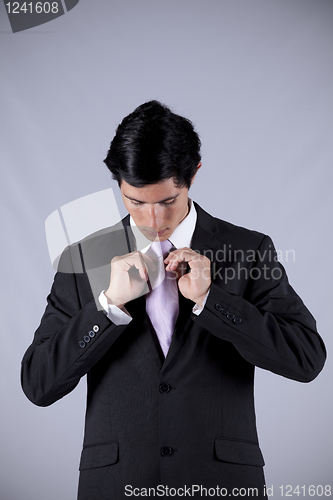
[88,330,96,338]
[160,446,173,457]
[227,313,235,320]
[78,340,86,348]
[93,325,99,333]
[83,335,91,343]
[215,303,223,311]
[233,317,242,324]
[221,308,229,315]
[159,383,171,393]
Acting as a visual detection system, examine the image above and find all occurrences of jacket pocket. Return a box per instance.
[79,441,119,471]
[215,437,265,467]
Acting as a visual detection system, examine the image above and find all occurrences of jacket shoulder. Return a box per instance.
[56,216,131,274]
[194,202,267,250]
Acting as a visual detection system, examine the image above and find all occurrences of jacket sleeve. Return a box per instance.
[21,248,129,407]
[193,235,326,382]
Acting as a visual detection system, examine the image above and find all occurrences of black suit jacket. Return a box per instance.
[21,203,326,499]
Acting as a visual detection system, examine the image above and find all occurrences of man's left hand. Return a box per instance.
[164,247,211,308]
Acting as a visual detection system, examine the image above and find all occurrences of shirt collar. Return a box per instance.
[130,199,197,253]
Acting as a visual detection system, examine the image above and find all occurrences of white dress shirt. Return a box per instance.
[98,200,208,325]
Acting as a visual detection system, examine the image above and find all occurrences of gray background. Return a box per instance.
[1,0,332,498]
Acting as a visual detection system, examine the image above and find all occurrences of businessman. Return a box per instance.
[21,101,326,499]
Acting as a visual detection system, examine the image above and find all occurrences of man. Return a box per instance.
[21,101,326,499]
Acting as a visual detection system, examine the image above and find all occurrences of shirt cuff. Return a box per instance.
[192,289,210,316]
[98,291,132,326]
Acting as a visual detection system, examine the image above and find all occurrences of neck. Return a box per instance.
[178,198,191,225]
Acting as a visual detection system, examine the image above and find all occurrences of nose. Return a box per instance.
[147,205,163,230]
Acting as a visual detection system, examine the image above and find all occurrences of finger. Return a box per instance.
[138,252,159,280]
[135,254,150,281]
[164,250,183,265]
[165,254,187,271]
[164,247,197,261]
[165,250,198,270]
[141,253,157,271]
[164,247,190,262]
[122,253,149,281]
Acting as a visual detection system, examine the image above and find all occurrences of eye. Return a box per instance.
[131,200,143,206]
[162,199,176,205]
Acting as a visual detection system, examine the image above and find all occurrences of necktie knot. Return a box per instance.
[151,239,172,259]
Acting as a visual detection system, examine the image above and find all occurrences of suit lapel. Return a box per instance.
[191,202,220,256]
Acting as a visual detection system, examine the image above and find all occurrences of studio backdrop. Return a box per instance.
[1,1,332,499]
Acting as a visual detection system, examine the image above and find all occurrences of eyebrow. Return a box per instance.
[124,193,180,204]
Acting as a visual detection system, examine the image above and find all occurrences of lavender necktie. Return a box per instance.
[146,239,179,357]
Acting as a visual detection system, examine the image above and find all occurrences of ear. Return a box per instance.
[190,162,202,186]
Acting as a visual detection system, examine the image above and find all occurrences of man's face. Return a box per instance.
[120,177,192,241]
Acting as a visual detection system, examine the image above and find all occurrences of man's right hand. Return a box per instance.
[104,251,156,309]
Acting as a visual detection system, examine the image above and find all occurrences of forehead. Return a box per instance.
[120,178,187,203]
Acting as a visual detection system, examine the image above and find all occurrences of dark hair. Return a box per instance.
[103,100,201,189]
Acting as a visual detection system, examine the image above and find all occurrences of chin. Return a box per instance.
[157,230,171,241]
